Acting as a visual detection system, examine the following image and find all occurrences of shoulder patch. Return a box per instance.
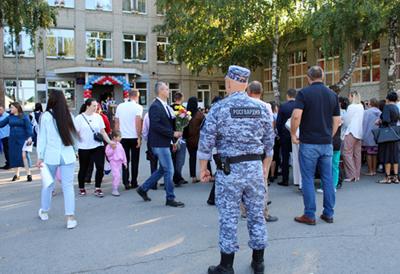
[230,107,262,118]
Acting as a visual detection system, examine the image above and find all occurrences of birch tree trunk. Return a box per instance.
[331,40,368,93]
[387,15,398,93]
[271,15,280,103]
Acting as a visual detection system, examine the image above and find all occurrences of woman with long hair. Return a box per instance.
[185,96,205,183]
[36,90,79,229]
[0,102,33,181]
[74,98,114,197]
[342,91,364,182]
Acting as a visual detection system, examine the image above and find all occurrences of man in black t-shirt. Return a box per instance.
[290,66,341,225]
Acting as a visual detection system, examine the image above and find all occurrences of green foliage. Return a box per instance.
[0,0,57,48]
[304,0,396,58]
[155,0,305,73]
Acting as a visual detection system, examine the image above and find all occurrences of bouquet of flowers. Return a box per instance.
[174,106,192,132]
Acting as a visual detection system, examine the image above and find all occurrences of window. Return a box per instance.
[317,51,340,86]
[169,83,180,103]
[123,0,146,13]
[218,84,226,98]
[132,82,147,106]
[197,84,211,108]
[157,36,172,62]
[3,27,34,57]
[46,29,74,59]
[288,50,308,90]
[47,80,76,109]
[396,46,400,80]
[4,80,36,110]
[123,34,147,61]
[86,0,112,11]
[264,65,273,94]
[156,2,166,16]
[48,0,74,8]
[353,41,380,84]
[86,31,112,60]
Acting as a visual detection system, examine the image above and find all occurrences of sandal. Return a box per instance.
[377,176,392,184]
[391,175,399,184]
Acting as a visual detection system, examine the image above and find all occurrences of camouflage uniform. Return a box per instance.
[198,91,275,254]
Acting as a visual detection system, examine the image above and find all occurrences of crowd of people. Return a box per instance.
[0,68,399,233]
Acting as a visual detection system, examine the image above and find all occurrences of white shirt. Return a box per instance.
[115,101,143,138]
[142,113,150,141]
[74,113,105,150]
[157,97,175,118]
[343,103,364,139]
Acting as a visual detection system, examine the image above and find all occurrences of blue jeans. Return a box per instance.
[173,141,186,182]
[141,147,175,200]
[299,143,335,219]
[40,162,76,215]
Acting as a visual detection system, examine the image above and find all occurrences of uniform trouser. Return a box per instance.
[110,161,123,190]
[292,143,302,188]
[1,137,9,166]
[343,134,362,180]
[280,137,292,182]
[121,138,140,186]
[41,161,75,215]
[216,161,267,254]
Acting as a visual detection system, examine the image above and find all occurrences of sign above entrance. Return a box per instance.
[83,75,131,99]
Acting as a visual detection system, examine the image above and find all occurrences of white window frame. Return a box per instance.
[3,27,34,58]
[48,0,74,8]
[317,51,340,87]
[85,0,112,11]
[47,80,76,109]
[156,2,166,16]
[197,84,211,109]
[168,83,180,104]
[4,80,36,111]
[122,0,147,14]
[86,31,113,61]
[263,66,274,94]
[133,82,148,106]
[218,84,227,98]
[123,34,147,62]
[157,36,172,63]
[395,46,400,81]
[353,42,381,85]
[288,50,308,90]
[46,29,75,59]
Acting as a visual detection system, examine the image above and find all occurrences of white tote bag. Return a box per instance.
[40,164,54,188]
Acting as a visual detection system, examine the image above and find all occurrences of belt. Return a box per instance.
[223,154,263,164]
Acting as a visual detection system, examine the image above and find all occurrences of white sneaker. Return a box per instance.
[316,189,323,193]
[112,190,120,196]
[67,219,77,229]
[38,209,49,221]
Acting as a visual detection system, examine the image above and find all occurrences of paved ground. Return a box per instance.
[1,148,400,274]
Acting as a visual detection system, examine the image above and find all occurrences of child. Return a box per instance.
[105,131,127,196]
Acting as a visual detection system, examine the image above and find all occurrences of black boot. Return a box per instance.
[208,252,234,274]
[251,249,265,274]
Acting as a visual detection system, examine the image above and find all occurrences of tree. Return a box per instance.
[0,0,57,47]
[386,1,400,93]
[155,0,305,102]
[304,0,398,93]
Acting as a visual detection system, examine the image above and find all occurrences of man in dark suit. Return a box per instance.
[276,89,297,186]
[136,82,185,207]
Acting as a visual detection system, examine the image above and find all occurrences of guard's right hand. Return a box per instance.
[174,131,182,138]
[200,168,211,183]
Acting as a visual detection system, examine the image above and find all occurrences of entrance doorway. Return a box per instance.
[92,84,114,104]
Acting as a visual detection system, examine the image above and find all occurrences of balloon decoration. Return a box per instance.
[83,75,132,99]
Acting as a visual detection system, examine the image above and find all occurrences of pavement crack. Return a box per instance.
[72,245,217,273]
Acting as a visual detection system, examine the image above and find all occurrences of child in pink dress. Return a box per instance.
[105,131,127,196]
